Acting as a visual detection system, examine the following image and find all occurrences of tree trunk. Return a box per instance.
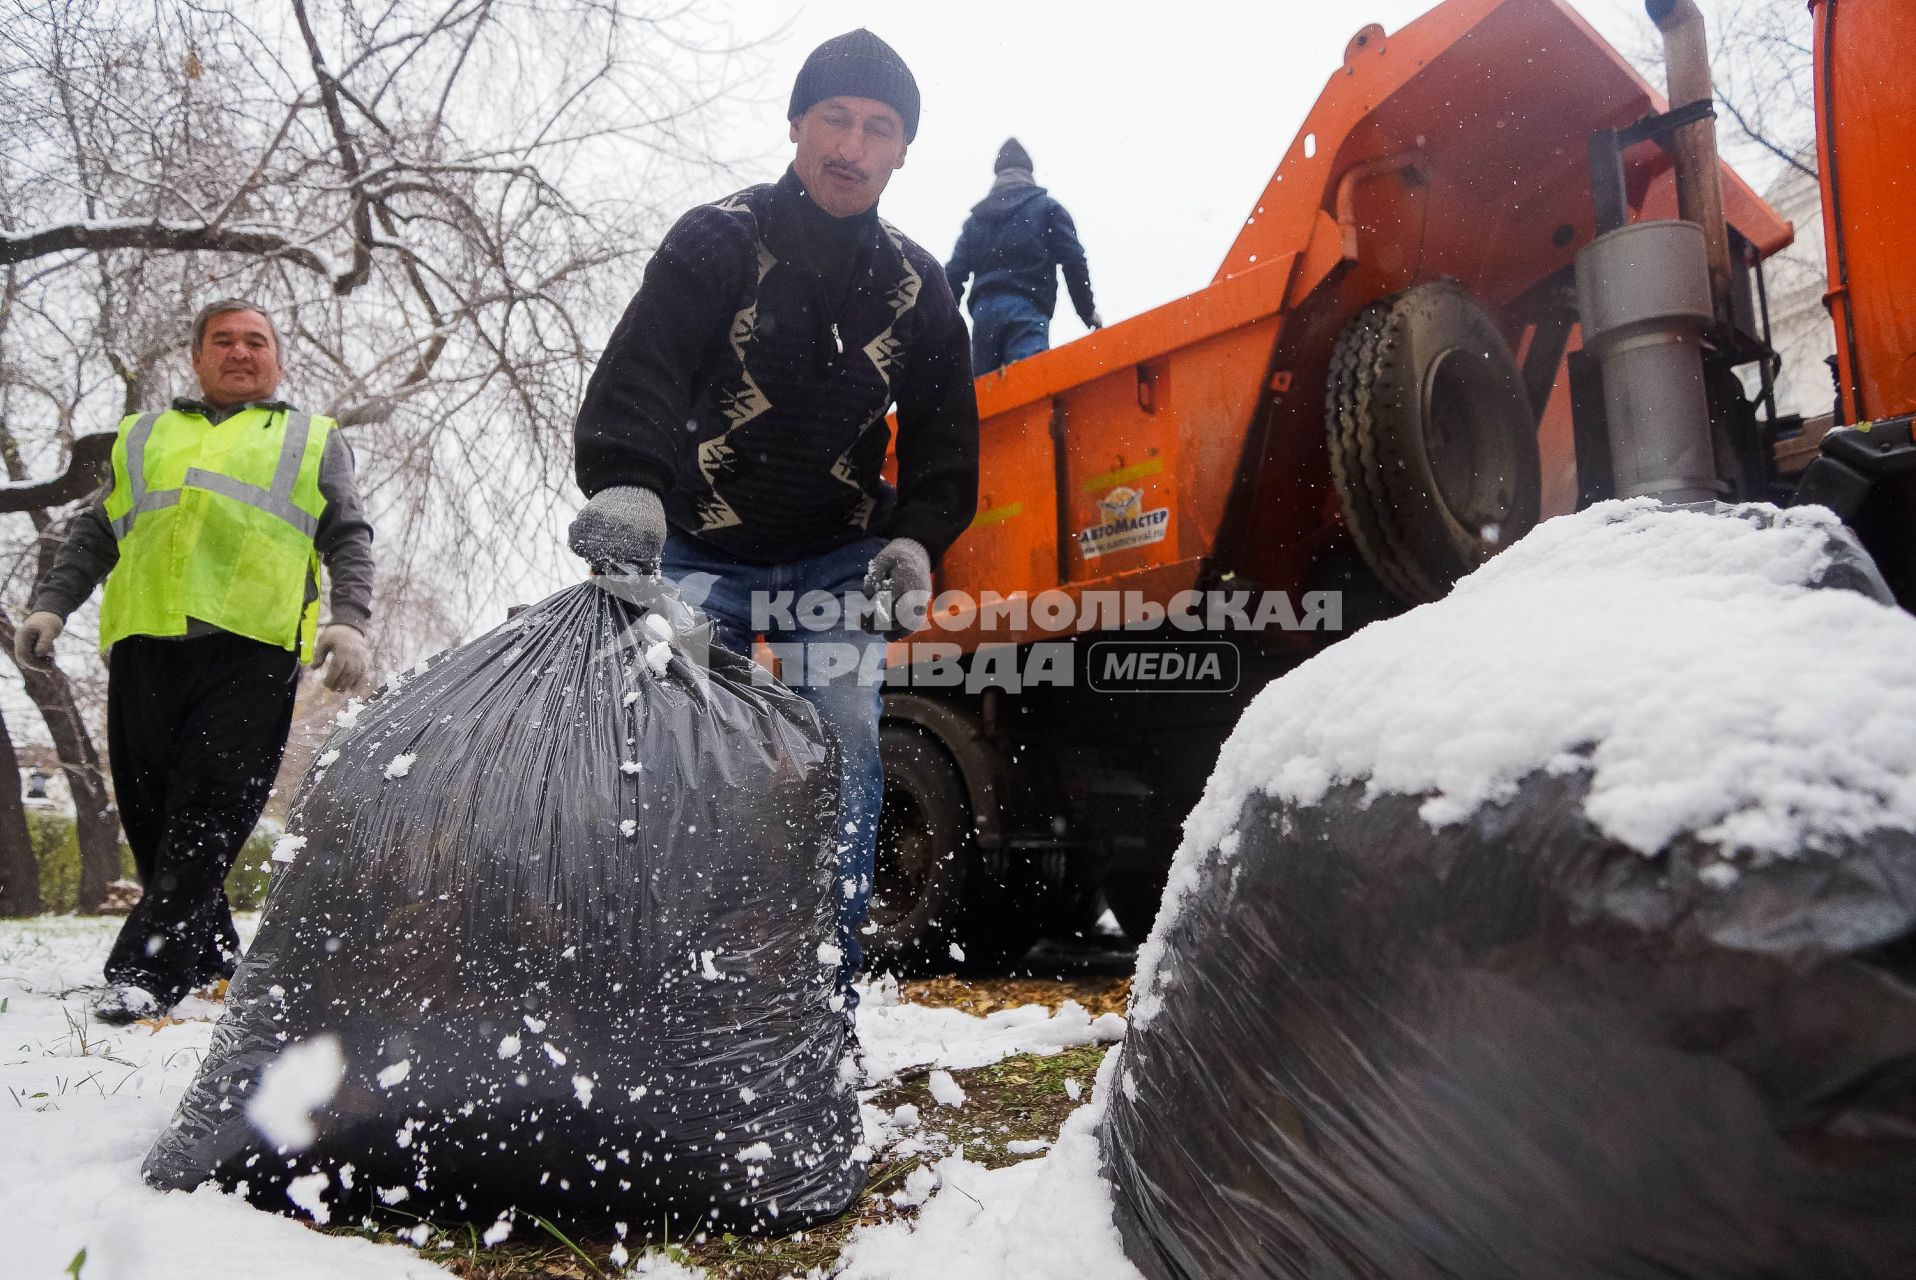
[0,614,120,911]
[0,415,122,912]
[0,707,44,916]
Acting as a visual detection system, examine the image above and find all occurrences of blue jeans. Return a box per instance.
[969,292,1050,374]
[660,533,889,1015]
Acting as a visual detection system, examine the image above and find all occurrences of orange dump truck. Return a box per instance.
[1792,0,1916,602]
[869,0,1797,969]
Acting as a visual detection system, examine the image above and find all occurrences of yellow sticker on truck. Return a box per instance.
[1078,487,1170,560]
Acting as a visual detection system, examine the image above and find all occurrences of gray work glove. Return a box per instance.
[313,623,370,693]
[15,611,63,670]
[863,537,932,636]
[1087,310,1105,330]
[568,486,667,572]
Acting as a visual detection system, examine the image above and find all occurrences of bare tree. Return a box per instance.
[0,0,763,908]
[0,707,41,915]
[3,0,759,601]
[1706,0,1815,184]
[0,264,125,903]
[1624,1,1814,185]
[1624,2,1828,418]
[1700,0,1828,420]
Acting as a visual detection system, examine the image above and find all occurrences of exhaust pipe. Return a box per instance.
[1576,220,1718,503]
[1563,0,1731,506]
[1645,0,1734,326]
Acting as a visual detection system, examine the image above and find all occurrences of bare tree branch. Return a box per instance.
[0,219,336,275]
[290,0,375,295]
[0,427,112,512]
[1718,94,1817,183]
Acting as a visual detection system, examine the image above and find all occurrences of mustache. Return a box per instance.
[823,161,868,182]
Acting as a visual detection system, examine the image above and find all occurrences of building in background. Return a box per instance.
[1755,157,1838,423]
[17,744,74,817]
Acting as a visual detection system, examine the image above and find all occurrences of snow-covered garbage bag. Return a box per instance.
[143,574,865,1234]
[1103,500,1916,1280]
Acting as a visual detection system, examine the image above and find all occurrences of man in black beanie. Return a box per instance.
[946,137,1102,374]
[569,30,978,1025]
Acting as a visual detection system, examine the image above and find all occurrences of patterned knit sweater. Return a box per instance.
[574,167,979,565]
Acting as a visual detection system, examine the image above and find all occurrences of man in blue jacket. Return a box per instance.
[945,138,1102,374]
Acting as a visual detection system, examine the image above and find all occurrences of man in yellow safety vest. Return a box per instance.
[15,299,375,1024]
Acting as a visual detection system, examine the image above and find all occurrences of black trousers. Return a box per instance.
[103,632,299,1005]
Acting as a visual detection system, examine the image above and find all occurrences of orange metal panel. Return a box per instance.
[1060,365,1182,579]
[941,398,1059,603]
[928,316,1285,652]
[1811,0,1916,422]
[1057,322,1282,580]
[969,253,1297,422]
[1218,0,1791,289]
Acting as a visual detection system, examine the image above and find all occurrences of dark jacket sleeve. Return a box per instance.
[573,206,751,500]
[944,223,974,307]
[886,260,979,565]
[1045,199,1098,325]
[29,501,116,619]
[314,432,374,631]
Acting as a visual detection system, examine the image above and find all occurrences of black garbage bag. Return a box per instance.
[144,575,865,1235]
[1105,774,1916,1279]
[1102,502,1916,1279]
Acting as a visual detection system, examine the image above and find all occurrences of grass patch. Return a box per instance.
[309,1041,1113,1278]
[27,812,132,913]
[900,975,1130,1020]
[875,1042,1107,1169]
[26,812,277,913]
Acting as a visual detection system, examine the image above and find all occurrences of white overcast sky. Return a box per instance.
[696,0,1737,346]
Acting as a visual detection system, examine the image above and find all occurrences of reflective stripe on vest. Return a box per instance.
[108,410,319,541]
[98,405,332,660]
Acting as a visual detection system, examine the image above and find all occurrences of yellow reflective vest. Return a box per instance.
[98,405,334,661]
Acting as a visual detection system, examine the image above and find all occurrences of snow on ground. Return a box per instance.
[854,975,1127,1080]
[0,916,445,1279]
[3,915,1133,1279]
[836,1048,1140,1280]
[1134,499,1916,1025]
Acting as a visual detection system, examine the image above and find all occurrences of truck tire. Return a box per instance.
[868,724,971,974]
[1327,280,1540,603]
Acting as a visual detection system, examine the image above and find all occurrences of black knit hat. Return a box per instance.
[994,137,1033,174]
[788,29,920,143]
